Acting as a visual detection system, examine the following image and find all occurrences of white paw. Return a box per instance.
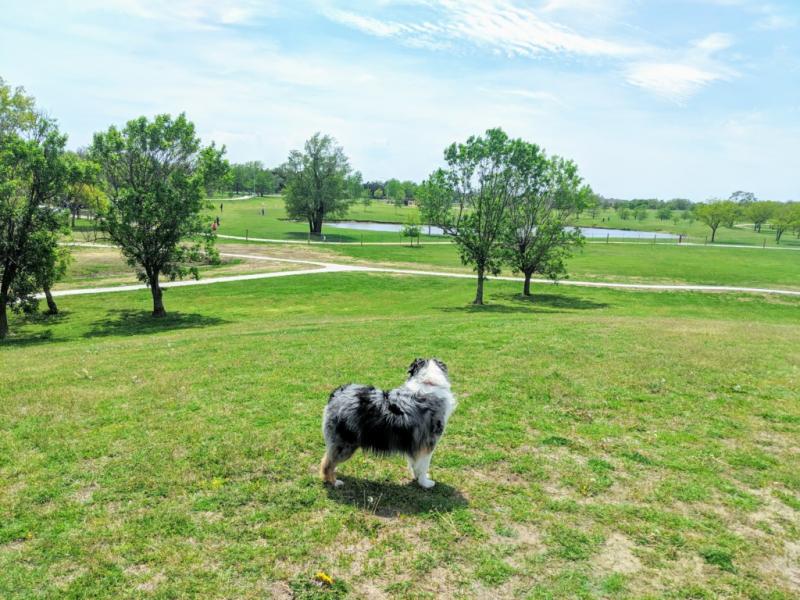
[418,478,435,489]
[333,479,344,488]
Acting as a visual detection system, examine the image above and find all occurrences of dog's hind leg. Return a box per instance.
[411,450,435,489]
[320,444,356,487]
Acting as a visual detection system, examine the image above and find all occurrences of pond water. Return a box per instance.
[327,220,677,239]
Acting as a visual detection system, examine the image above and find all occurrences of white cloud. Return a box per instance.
[625,62,727,103]
[325,0,642,58]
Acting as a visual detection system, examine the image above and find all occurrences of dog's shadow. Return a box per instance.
[326,476,468,517]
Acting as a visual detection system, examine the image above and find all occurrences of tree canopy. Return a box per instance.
[282,133,352,235]
[90,113,227,317]
[0,78,70,338]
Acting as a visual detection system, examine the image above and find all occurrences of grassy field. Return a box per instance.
[321,242,800,291]
[201,197,800,248]
[2,271,799,599]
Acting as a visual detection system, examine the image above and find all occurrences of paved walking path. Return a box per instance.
[45,250,800,299]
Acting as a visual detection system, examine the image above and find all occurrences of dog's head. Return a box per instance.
[407,358,450,388]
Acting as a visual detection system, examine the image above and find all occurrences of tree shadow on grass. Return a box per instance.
[83,309,228,339]
[439,292,609,314]
[499,292,610,310]
[0,311,70,347]
[325,475,468,517]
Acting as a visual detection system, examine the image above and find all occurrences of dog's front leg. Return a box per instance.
[412,451,435,489]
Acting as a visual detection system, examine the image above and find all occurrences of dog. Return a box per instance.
[321,358,456,489]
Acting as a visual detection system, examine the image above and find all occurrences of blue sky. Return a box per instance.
[1,0,798,200]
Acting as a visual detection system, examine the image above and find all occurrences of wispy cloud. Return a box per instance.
[325,0,642,58]
[323,0,743,101]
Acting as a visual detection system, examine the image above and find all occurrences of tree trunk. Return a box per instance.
[150,274,166,317]
[473,266,485,305]
[776,230,783,245]
[44,286,58,315]
[710,226,717,243]
[523,271,533,296]
[311,213,323,236]
[0,297,8,340]
[72,210,77,228]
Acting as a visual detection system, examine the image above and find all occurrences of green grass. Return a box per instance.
[576,208,800,248]
[2,272,800,598]
[325,241,800,290]
[208,196,434,244]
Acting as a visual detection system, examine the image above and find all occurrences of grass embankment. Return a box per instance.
[2,273,799,598]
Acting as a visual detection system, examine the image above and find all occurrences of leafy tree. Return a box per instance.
[401,213,421,246]
[657,207,672,221]
[385,178,405,209]
[373,187,384,200]
[283,133,352,235]
[60,151,106,227]
[502,150,589,297]
[694,200,737,243]
[417,170,452,235]
[617,206,630,220]
[771,203,800,244]
[746,201,774,233]
[402,180,417,200]
[431,128,521,305]
[21,225,70,314]
[0,80,69,338]
[90,113,226,317]
[635,207,647,221]
[346,170,364,203]
[730,190,756,205]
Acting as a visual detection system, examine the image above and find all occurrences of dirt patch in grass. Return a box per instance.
[591,533,642,575]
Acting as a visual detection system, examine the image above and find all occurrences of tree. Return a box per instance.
[502,149,589,297]
[635,207,647,221]
[657,207,672,221]
[401,213,421,246]
[385,178,405,210]
[417,170,453,235]
[346,170,364,203]
[771,203,800,245]
[90,113,225,317]
[283,133,351,235]
[730,191,756,205]
[0,79,69,338]
[430,128,521,305]
[694,200,737,243]
[618,206,630,220]
[60,151,106,227]
[746,201,774,233]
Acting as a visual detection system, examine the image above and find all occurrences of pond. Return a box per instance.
[326,221,677,239]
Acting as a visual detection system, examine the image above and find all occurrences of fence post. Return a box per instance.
[606,233,609,244]
[246,229,248,241]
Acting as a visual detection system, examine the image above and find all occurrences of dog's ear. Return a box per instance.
[407,358,426,377]
[433,359,448,375]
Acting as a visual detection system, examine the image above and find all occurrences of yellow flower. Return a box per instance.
[315,571,334,586]
[210,478,224,489]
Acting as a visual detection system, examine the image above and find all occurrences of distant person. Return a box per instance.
[261,207,265,216]
[211,221,217,232]
[220,202,223,212]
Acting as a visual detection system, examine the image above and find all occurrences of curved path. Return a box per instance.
[45,250,800,299]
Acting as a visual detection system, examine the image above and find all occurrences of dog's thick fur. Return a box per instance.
[321,358,456,489]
